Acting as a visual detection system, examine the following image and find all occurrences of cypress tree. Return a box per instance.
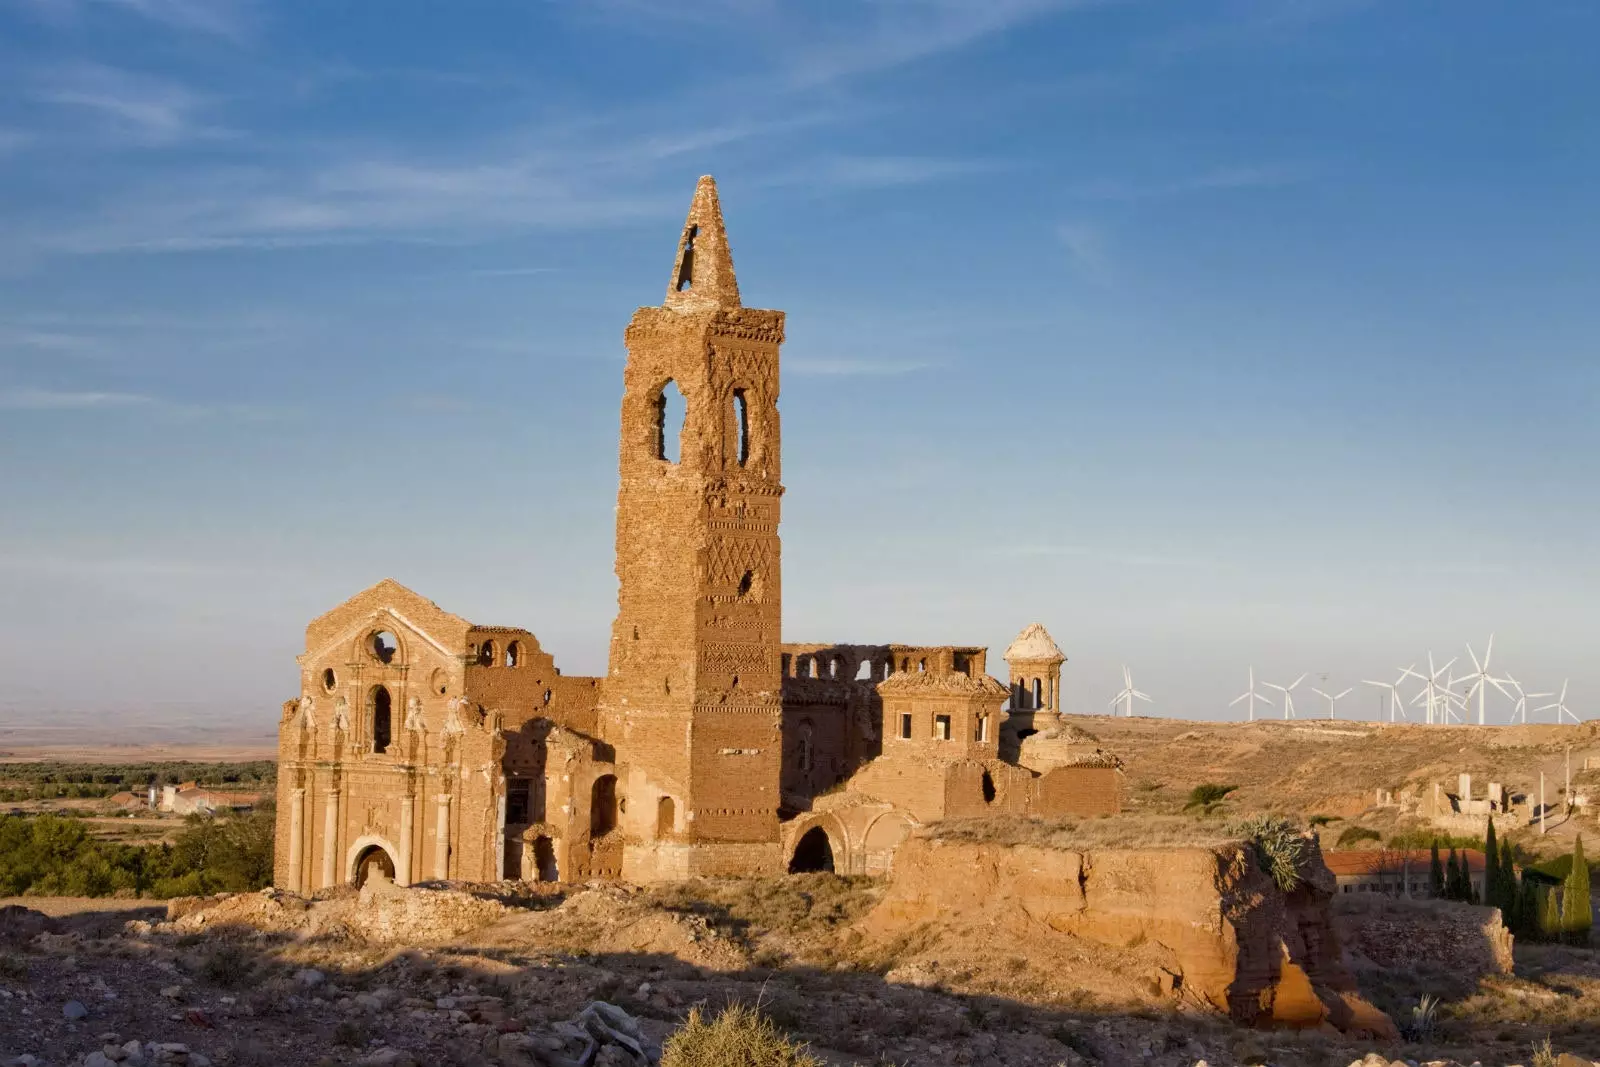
[1499,839,1517,914]
[1430,840,1445,898]
[1448,848,1465,901]
[1541,885,1563,942]
[1517,873,1540,937]
[1484,819,1500,907]
[1563,834,1591,944]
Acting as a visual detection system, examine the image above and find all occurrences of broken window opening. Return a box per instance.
[370,631,398,665]
[934,715,951,741]
[505,641,521,668]
[918,658,927,673]
[981,770,997,804]
[533,836,558,882]
[506,779,531,825]
[733,388,750,467]
[654,379,687,464]
[322,668,337,693]
[371,686,393,755]
[855,659,873,681]
[899,713,913,740]
[1033,678,1044,710]
[798,657,812,679]
[477,641,496,668]
[675,224,698,292]
[737,569,755,599]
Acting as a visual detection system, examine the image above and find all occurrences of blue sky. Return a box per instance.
[0,0,1595,734]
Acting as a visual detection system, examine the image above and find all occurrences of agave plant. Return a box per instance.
[1230,815,1308,892]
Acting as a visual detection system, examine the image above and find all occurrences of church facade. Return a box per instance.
[274,177,1119,893]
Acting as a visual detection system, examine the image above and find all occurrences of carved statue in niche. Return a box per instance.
[444,697,468,737]
[296,696,315,732]
[404,695,425,733]
[333,696,351,734]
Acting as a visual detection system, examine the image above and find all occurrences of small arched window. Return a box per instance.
[1033,678,1043,710]
[371,687,392,754]
[505,641,520,668]
[370,631,398,665]
[656,795,676,839]
[477,641,495,667]
[591,775,618,837]
[654,379,687,463]
[732,388,749,467]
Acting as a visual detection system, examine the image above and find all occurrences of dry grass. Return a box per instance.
[661,1003,822,1067]
[924,813,1241,850]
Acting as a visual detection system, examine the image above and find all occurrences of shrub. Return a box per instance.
[1231,815,1308,891]
[1184,784,1238,812]
[661,1004,821,1067]
[1308,814,1339,827]
[1405,994,1439,1042]
[1334,826,1381,848]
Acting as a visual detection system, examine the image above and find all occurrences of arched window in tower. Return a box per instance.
[1033,678,1044,710]
[732,388,750,467]
[371,686,392,754]
[654,379,687,464]
[504,641,520,668]
[675,224,698,292]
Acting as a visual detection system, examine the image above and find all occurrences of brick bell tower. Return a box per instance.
[601,176,786,879]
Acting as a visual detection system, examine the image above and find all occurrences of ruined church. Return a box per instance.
[274,178,1120,892]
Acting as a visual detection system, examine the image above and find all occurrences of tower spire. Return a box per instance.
[665,175,741,311]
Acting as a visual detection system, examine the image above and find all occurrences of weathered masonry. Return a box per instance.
[274,177,1120,892]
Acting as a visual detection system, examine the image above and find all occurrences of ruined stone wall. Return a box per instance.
[1035,765,1121,817]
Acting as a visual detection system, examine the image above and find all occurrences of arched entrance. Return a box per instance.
[788,826,836,874]
[533,836,558,882]
[353,844,396,888]
[590,775,618,837]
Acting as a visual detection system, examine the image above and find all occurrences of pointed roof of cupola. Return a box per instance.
[664,175,741,311]
[1004,623,1066,665]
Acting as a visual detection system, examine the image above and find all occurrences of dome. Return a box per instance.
[1003,622,1065,664]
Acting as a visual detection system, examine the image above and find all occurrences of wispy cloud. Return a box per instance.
[32,63,219,145]
[788,357,931,377]
[1065,163,1312,201]
[1057,222,1110,281]
[762,154,1002,192]
[0,387,156,410]
[17,0,256,40]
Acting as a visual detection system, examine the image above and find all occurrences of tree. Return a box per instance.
[1515,873,1539,937]
[1430,841,1445,898]
[1563,834,1591,945]
[1541,885,1563,942]
[1484,818,1501,908]
[1499,839,1517,914]
[1446,848,1464,901]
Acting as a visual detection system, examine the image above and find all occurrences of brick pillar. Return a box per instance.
[433,794,452,880]
[397,792,414,886]
[287,787,306,892]
[320,789,340,889]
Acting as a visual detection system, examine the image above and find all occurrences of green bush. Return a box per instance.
[0,805,274,899]
[1183,784,1239,812]
[661,1004,822,1067]
[1334,826,1381,848]
[1230,815,1308,892]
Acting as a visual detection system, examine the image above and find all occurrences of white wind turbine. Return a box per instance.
[1456,635,1515,726]
[1109,665,1151,718]
[1231,667,1274,721]
[1536,680,1578,725]
[1404,653,1457,725]
[1363,665,1413,723]
[1263,674,1307,720]
[1504,675,1544,725]
[1311,686,1353,720]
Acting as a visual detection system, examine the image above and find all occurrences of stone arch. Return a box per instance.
[345,835,400,887]
[789,826,835,873]
[656,795,676,839]
[590,774,618,837]
[861,811,917,874]
[785,811,850,874]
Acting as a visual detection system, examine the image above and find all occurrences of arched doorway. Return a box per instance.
[533,836,558,882]
[656,796,675,839]
[788,826,836,874]
[353,844,396,888]
[590,775,618,837]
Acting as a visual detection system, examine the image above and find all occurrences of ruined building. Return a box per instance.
[274,177,1120,892]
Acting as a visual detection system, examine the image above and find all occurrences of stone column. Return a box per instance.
[397,792,414,886]
[287,787,306,892]
[321,789,340,888]
[494,792,507,881]
[433,793,452,880]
